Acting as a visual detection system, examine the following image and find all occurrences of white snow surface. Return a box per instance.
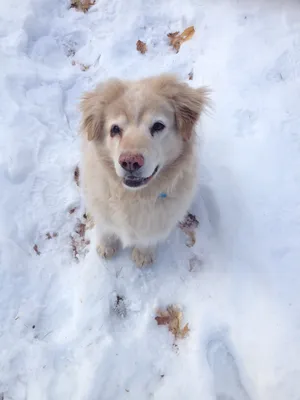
[1,0,300,399]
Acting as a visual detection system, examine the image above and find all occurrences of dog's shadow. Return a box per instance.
[196,183,221,236]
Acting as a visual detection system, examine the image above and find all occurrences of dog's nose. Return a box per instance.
[119,153,144,172]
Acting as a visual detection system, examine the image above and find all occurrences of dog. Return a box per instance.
[80,74,209,267]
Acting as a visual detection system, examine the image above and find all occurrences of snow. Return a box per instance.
[1,0,300,399]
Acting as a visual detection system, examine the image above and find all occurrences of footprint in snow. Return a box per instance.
[5,147,35,184]
[206,337,251,400]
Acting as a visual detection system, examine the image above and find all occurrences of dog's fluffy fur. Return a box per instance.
[80,74,209,266]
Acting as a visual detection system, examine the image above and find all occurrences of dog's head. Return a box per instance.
[80,75,209,189]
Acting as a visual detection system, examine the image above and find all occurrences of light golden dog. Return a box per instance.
[80,74,209,267]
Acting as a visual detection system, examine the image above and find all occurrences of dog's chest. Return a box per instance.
[107,193,183,244]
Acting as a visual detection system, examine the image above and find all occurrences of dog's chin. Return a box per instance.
[122,165,159,189]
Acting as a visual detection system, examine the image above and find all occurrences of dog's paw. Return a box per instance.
[132,247,155,268]
[96,233,120,260]
[97,243,118,259]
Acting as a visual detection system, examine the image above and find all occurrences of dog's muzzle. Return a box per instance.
[123,165,159,188]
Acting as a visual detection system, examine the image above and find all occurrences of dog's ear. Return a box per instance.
[155,75,210,141]
[80,79,126,141]
[172,85,209,141]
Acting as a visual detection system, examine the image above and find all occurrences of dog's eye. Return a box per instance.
[150,122,165,136]
[110,125,121,137]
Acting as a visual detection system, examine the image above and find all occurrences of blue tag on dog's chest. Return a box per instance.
[158,192,167,199]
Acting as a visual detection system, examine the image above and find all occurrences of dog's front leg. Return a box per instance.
[132,246,156,268]
[96,227,120,259]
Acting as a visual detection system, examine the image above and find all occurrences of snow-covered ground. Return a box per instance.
[1,0,300,399]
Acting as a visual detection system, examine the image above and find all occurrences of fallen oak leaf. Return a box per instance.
[136,40,147,54]
[155,305,190,339]
[70,0,95,13]
[168,26,195,53]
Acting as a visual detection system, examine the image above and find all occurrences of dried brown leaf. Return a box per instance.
[155,315,171,326]
[33,244,40,256]
[168,26,195,53]
[155,305,189,340]
[167,32,181,53]
[167,31,180,39]
[136,40,147,54]
[70,0,95,13]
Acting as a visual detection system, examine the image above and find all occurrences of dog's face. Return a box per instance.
[81,75,208,189]
[103,87,183,189]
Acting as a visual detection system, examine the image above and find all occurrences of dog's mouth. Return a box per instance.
[123,166,159,188]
